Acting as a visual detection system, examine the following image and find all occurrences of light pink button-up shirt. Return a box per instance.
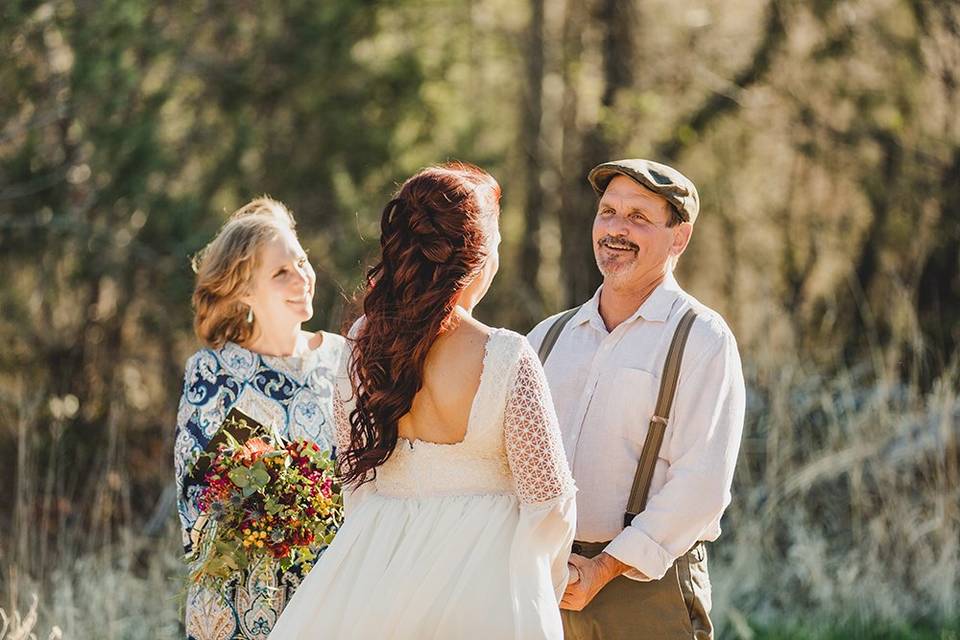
[527,273,745,581]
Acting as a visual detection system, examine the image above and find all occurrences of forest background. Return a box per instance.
[1,0,959,638]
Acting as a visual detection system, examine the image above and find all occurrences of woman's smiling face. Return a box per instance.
[243,225,316,329]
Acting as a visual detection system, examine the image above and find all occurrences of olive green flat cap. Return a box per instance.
[587,159,700,224]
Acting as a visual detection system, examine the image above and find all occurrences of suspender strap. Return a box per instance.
[623,307,698,528]
[537,306,581,364]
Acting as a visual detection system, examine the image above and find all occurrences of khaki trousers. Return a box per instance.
[561,541,713,640]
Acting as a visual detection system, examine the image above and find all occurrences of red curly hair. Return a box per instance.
[339,163,501,487]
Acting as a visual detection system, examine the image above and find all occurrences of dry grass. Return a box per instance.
[1,353,958,639]
[0,594,61,640]
[713,356,960,636]
[1,525,184,640]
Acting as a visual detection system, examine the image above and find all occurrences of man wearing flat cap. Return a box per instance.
[528,159,745,639]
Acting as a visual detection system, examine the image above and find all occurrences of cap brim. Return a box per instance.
[587,167,623,195]
[586,164,695,223]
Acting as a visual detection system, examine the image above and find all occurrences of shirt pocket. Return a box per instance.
[605,367,660,451]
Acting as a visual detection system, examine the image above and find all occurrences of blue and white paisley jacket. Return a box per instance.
[174,333,345,555]
[174,333,346,640]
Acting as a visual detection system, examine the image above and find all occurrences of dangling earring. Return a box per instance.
[246,306,254,323]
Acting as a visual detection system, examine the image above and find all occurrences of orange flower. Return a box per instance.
[239,437,272,461]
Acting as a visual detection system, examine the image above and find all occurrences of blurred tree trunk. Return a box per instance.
[780,153,817,344]
[558,0,635,308]
[853,130,901,302]
[916,147,960,362]
[913,3,960,370]
[558,0,588,309]
[520,0,546,304]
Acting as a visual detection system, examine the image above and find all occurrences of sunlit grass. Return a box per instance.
[0,594,61,640]
[2,525,185,640]
[713,355,960,638]
[2,355,957,638]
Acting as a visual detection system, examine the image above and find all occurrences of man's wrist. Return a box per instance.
[594,552,631,583]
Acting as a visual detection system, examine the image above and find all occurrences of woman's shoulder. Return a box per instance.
[467,324,537,371]
[304,329,346,353]
[181,345,220,379]
[484,326,533,352]
[344,315,366,340]
[318,330,347,349]
[314,331,348,371]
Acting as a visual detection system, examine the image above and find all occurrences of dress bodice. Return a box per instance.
[372,329,517,498]
[334,328,575,506]
[273,325,578,640]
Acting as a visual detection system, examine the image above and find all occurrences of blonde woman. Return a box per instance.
[174,197,345,640]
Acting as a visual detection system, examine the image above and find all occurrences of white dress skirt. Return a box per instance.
[269,328,576,639]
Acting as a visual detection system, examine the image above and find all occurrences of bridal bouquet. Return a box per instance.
[187,411,342,588]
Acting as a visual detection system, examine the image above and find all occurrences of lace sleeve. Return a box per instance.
[333,348,375,512]
[333,321,357,463]
[332,330,355,470]
[503,344,575,504]
[333,381,351,459]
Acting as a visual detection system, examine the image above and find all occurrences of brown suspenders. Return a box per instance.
[538,305,699,529]
[623,307,697,526]
[536,305,581,363]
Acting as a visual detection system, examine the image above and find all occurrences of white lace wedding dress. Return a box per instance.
[269,328,576,639]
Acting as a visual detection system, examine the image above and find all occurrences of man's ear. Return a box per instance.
[670,222,693,258]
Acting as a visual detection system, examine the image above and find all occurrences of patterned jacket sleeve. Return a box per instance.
[173,350,243,555]
[174,354,209,555]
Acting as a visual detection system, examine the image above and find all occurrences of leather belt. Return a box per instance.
[571,540,705,561]
[571,540,609,556]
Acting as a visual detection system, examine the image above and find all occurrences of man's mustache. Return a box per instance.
[598,236,639,252]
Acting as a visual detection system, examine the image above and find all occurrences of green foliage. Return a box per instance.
[226,462,270,495]
[1,0,959,636]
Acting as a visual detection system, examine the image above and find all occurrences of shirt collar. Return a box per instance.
[634,272,683,323]
[571,272,684,331]
[570,287,603,330]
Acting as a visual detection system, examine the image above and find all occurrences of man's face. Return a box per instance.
[591,175,691,288]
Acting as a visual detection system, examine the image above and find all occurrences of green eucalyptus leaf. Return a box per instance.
[250,462,270,487]
[228,467,250,488]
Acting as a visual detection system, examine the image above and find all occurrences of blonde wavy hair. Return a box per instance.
[191,197,297,348]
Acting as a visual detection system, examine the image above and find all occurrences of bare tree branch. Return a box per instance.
[656,0,788,161]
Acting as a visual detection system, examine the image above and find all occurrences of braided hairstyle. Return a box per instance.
[339,162,501,487]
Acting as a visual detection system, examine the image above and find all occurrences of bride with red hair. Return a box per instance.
[270,163,576,639]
